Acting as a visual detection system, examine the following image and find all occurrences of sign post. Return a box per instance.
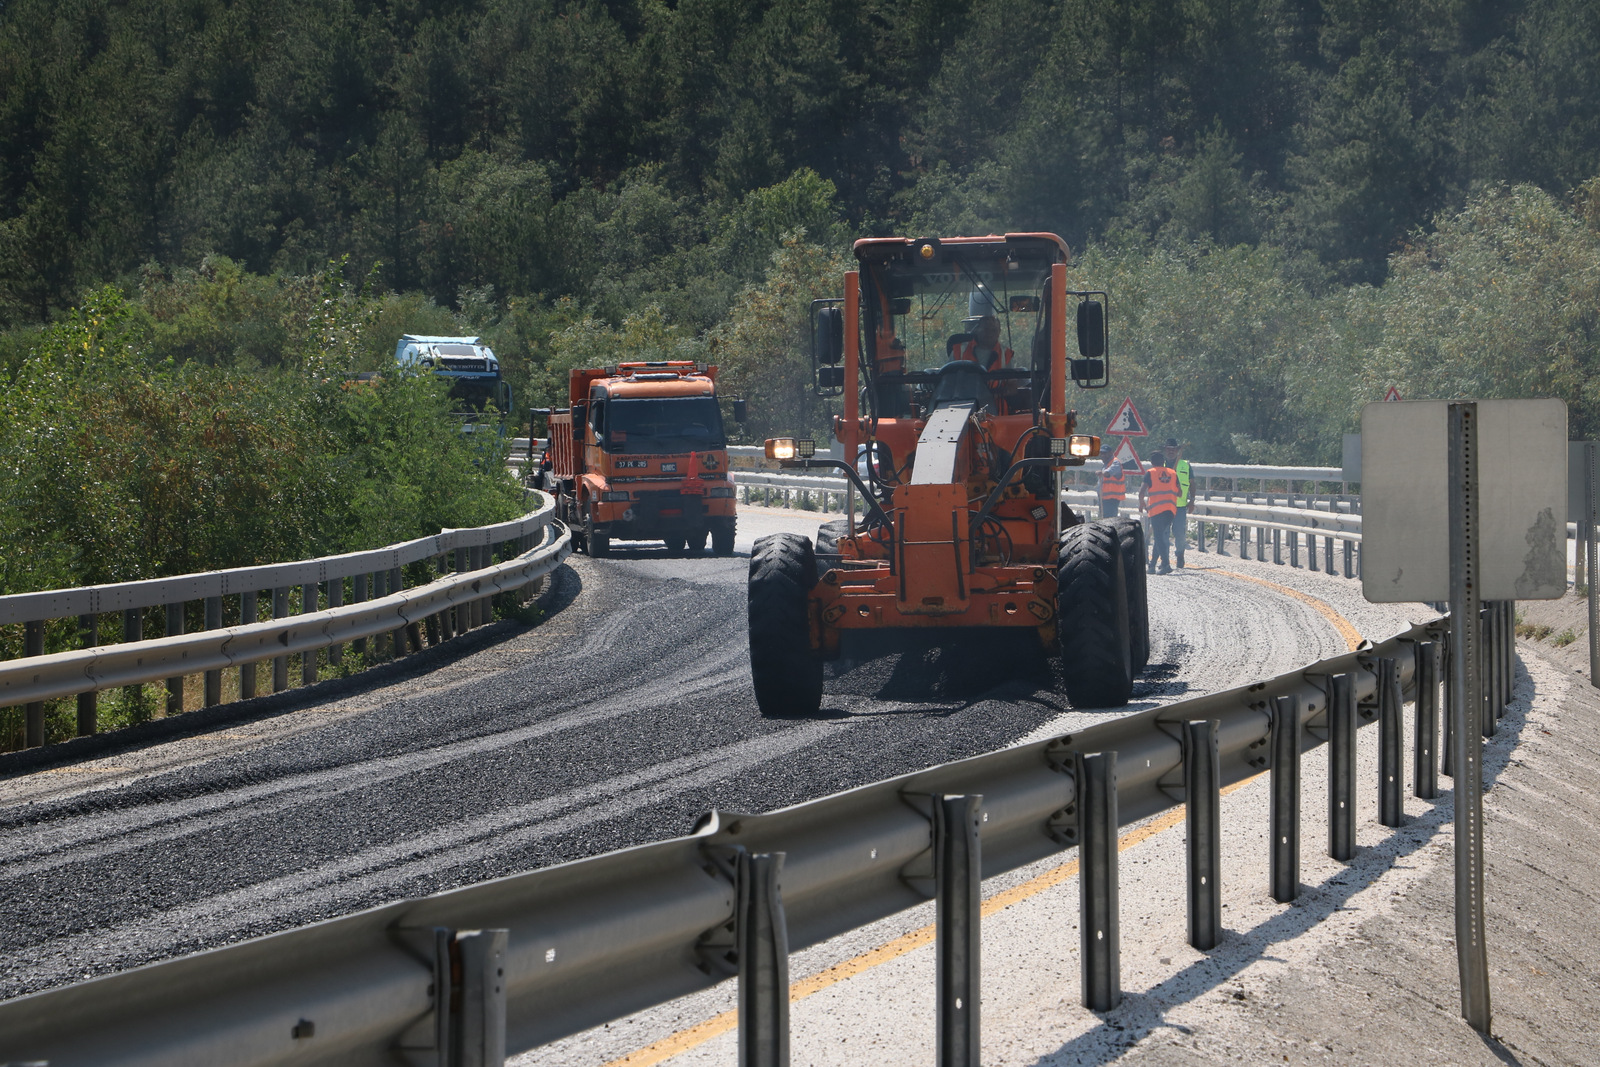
[1588,443,1598,687]
[1361,397,1567,1035]
[1446,402,1490,1032]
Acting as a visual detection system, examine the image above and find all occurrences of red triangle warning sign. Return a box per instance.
[1105,397,1148,436]
[1383,386,1402,402]
[1106,436,1143,472]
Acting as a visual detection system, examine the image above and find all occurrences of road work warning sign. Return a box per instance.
[1106,436,1143,472]
[1106,398,1147,436]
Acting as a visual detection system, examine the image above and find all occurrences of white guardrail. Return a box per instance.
[0,495,571,748]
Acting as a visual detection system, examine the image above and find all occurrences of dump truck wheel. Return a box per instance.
[585,510,610,558]
[711,517,736,556]
[687,527,709,555]
[748,533,823,716]
[1057,521,1133,707]
[664,533,686,555]
[1110,518,1150,673]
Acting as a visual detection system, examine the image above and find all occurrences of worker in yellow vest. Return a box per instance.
[1098,458,1127,518]
[1166,436,1192,569]
[1140,450,1181,574]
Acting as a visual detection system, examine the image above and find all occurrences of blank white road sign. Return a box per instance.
[1362,399,1567,603]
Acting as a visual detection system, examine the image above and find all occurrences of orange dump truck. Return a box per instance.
[748,233,1150,714]
[544,362,737,557]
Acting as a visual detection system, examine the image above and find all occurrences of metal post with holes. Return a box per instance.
[1442,626,1455,779]
[204,596,222,707]
[1447,400,1492,1033]
[1378,657,1403,826]
[737,850,790,1067]
[165,602,185,715]
[1270,695,1301,902]
[1077,751,1120,1011]
[1329,672,1356,862]
[1415,640,1440,799]
[23,619,44,747]
[1185,721,1221,950]
[272,587,289,691]
[936,795,981,1067]
[1505,600,1516,708]
[77,613,97,735]
[240,592,257,699]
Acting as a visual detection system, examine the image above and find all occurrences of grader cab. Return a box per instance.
[747,233,1150,715]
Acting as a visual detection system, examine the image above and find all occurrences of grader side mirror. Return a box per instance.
[1076,300,1105,359]
[814,306,844,365]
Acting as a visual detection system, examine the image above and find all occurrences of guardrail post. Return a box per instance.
[1343,539,1353,578]
[1378,657,1403,827]
[1290,530,1300,568]
[1415,640,1440,800]
[737,850,791,1067]
[1271,695,1301,902]
[1587,441,1599,688]
[204,597,223,707]
[23,619,44,747]
[433,927,509,1067]
[1479,606,1495,739]
[1325,535,1335,574]
[352,573,369,656]
[455,548,471,636]
[240,592,257,699]
[1273,528,1282,565]
[77,613,97,735]
[327,576,345,667]
[272,587,289,691]
[165,602,185,715]
[374,570,391,657]
[1329,672,1356,862]
[122,607,143,714]
[1256,525,1266,562]
[1076,751,1120,1011]
[1185,721,1221,950]
[301,583,319,685]
[936,795,981,1067]
[391,566,409,656]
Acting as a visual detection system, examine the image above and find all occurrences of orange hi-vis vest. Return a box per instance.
[953,339,1013,370]
[1145,466,1179,516]
[1100,467,1126,501]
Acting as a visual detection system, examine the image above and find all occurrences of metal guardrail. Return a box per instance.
[0,608,1514,1067]
[0,496,568,749]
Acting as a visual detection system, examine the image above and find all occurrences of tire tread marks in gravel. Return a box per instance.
[1057,520,1134,707]
[748,533,823,716]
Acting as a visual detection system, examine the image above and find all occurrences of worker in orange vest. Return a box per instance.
[1140,450,1181,574]
[1098,458,1127,519]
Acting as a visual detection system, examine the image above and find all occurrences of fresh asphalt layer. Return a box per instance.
[0,509,1425,1024]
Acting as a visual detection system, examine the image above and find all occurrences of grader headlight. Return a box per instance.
[766,438,797,461]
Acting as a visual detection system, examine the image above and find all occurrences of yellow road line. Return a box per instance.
[1200,566,1364,652]
[604,775,1263,1067]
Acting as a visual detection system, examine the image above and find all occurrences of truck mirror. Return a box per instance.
[1076,300,1105,359]
[818,365,846,390]
[890,297,912,316]
[814,306,844,365]
[733,398,748,423]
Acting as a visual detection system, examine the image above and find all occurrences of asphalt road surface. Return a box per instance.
[0,508,1426,1007]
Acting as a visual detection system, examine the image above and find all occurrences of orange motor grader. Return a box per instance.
[748,233,1150,715]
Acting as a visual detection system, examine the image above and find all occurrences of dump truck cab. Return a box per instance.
[543,362,737,557]
[748,233,1149,715]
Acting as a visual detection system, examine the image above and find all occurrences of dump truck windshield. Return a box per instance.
[859,240,1062,374]
[606,396,725,454]
[448,377,500,413]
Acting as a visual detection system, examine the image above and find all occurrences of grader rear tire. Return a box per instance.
[748,533,823,716]
[1057,521,1134,707]
[1110,517,1150,674]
